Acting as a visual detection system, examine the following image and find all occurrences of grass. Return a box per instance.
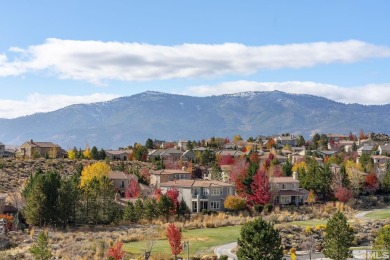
[289,220,327,227]
[123,225,241,257]
[365,209,390,219]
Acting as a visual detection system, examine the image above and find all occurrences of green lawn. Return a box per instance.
[365,209,390,219]
[123,225,241,257]
[289,220,327,227]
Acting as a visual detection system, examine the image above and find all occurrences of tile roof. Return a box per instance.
[160,179,234,188]
[269,177,299,183]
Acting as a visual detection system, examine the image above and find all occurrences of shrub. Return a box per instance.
[219,255,228,260]
[254,204,264,213]
[264,203,273,213]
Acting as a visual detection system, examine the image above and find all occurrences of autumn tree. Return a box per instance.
[335,187,353,203]
[266,138,276,149]
[233,134,243,142]
[224,195,247,212]
[79,161,111,188]
[306,190,316,208]
[83,146,91,159]
[166,223,182,260]
[248,169,271,206]
[365,173,379,194]
[125,179,141,198]
[106,241,125,260]
[67,149,77,160]
[237,217,283,260]
[166,188,180,214]
[323,211,354,260]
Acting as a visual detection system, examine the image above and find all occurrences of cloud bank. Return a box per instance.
[0,93,119,119]
[1,39,390,83]
[183,81,390,105]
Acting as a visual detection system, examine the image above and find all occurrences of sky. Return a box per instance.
[1,1,390,118]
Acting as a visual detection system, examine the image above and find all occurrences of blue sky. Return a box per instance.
[1,1,390,118]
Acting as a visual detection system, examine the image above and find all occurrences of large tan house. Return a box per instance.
[270,172,308,206]
[19,140,63,158]
[150,169,192,187]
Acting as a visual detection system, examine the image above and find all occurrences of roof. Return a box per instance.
[379,145,390,151]
[270,177,299,184]
[358,145,374,151]
[0,142,4,146]
[150,169,191,175]
[160,179,234,188]
[216,150,245,157]
[326,134,349,139]
[161,148,183,156]
[108,171,138,181]
[22,141,60,148]
[106,150,131,155]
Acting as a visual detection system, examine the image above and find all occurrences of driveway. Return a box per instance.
[214,242,238,260]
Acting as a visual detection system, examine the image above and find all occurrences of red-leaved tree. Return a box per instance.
[154,188,162,201]
[125,179,140,198]
[229,157,249,196]
[334,187,353,203]
[166,223,182,259]
[218,155,234,166]
[365,173,379,194]
[106,241,125,260]
[248,169,271,205]
[166,188,180,214]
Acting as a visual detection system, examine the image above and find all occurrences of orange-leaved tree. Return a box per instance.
[106,241,125,260]
[80,161,111,188]
[166,223,182,259]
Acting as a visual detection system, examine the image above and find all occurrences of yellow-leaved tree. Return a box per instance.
[80,161,111,188]
[67,149,76,160]
[292,161,308,173]
[83,146,91,159]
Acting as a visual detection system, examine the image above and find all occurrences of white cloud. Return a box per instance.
[182,81,390,105]
[0,93,119,119]
[0,39,390,82]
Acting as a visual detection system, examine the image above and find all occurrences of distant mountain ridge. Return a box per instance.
[1,90,389,149]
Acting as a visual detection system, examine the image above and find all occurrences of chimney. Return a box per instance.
[30,139,34,144]
[292,171,298,180]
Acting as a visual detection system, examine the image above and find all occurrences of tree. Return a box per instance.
[224,195,246,212]
[99,148,107,160]
[91,146,99,160]
[123,201,137,223]
[30,231,52,260]
[166,188,180,214]
[306,190,316,207]
[79,161,111,188]
[67,148,77,160]
[382,170,390,193]
[237,217,283,260]
[323,211,354,260]
[365,173,379,194]
[312,133,320,150]
[166,223,182,260]
[248,169,271,206]
[233,134,243,142]
[83,146,91,159]
[297,135,306,147]
[106,241,125,260]
[334,187,352,203]
[210,163,222,181]
[124,179,140,198]
[145,138,154,149]
[374,224,390,255]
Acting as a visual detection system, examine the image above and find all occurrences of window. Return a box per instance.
[121,180,125,188]
[193,188,199,195]
[211,188,222,196]
[202,188,209,196]
[228,187,234,195]
[282,184,286,190]
[210,201,220,210]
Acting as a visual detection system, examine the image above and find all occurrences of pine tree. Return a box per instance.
[123,201,137,222]
[382,170,390,193]
[30,231,52,260]
[91,146,99,160]
[237,217,283,260]
[323,211,354,260]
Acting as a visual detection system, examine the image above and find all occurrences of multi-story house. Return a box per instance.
[274,134,298,148]
[150,169,192,187]
[160,179,235,213]
[270,172,307,206]
[19,140,63,158]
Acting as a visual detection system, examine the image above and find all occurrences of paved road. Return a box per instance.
[214,242,238,260]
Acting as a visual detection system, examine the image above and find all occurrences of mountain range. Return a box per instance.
[1,90,389,149]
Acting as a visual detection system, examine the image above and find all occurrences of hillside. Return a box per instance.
[0,91,389,148]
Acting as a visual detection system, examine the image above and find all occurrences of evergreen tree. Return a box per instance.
[237,217,283,260]
[145,138,154,149]
[134,198,144,222]
[57,176,79,228]
[91,146,99,160]
[282,160,293,176]
[297,135,306,147]
[382,170,390,193]
[30,231,52,260]
[210,162,222,181]
[123,201,137,223]
[158,195,173,221]
[99,148,106,160]
[323,211,354,260]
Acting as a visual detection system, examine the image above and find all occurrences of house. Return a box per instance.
[150,169,192,187]
[378,144,390,156]
[181,150,195,162]
[160,180,235,213]
[371,155,390,165]
[108,171,139,195]
[105,150,131,161]
[148,149,166,161]
[270,172,307,206]
[357,145,374,156]
[19,140,63,158]
[0,142,4,157]
[215,149,245,158]
[274,134,298,148]
[160,148,183,161]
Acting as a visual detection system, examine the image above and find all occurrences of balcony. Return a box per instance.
[192,194,208,200]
